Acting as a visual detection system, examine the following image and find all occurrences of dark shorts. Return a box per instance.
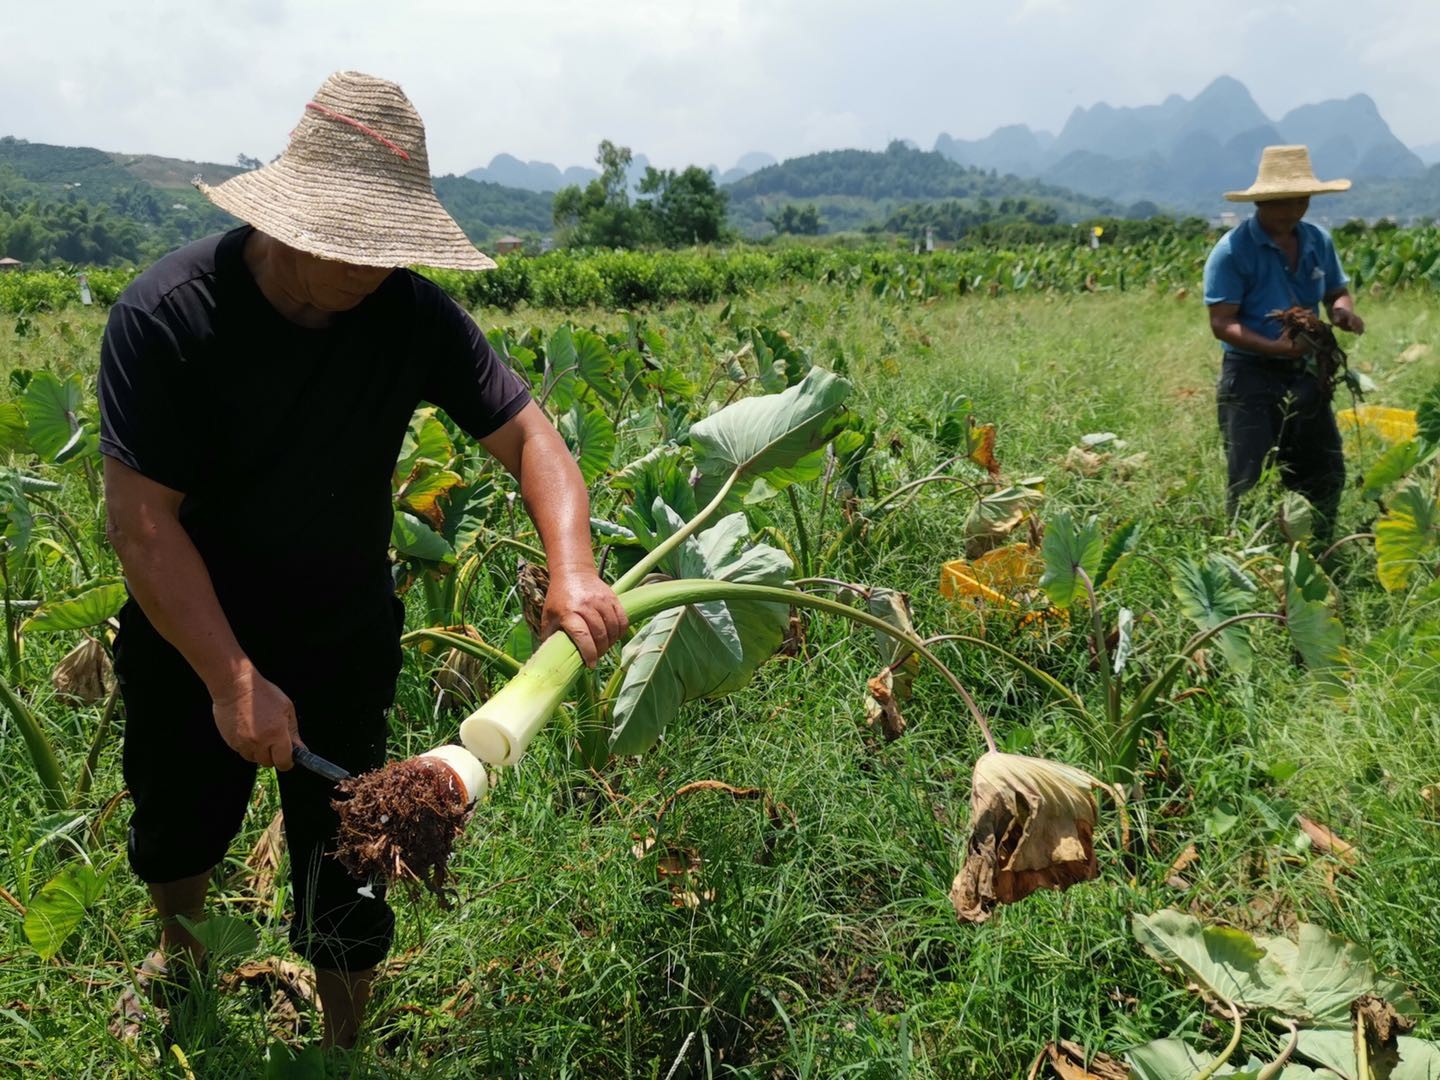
[115,597,405,972]
[1215,352,1345,538]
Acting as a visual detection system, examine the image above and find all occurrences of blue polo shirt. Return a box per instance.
[1203,215,1348,354]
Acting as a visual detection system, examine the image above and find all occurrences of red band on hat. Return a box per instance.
[304,101,411,162]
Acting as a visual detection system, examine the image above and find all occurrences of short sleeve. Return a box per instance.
[418,288,531,441]
[98,302,196,493]
[1203,234,1244,307]
[1320,229,1349,294]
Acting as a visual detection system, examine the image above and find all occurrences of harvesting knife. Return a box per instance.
[293,745,352,784]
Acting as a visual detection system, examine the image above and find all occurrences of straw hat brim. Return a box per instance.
[1224,178,1352,203]
[197,162,496,271]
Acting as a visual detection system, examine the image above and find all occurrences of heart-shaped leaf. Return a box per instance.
[1376,480,1439,592]
[558,404,617,486]
[1171,555,1256,673]
[1038,511,1103,609]
[22,578,127,634]
[609,508,792,755]
[24,863,103,960]
[688,367,851,506]
[1133,909,1306,1012]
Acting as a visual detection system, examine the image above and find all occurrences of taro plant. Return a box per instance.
[346,367,1112,926]
[1125,909,1438,1080]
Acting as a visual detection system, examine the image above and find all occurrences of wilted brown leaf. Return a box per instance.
[864,669,906,742]
[968,423,1001,477]
[517,559,550,638]
[952,753,1101,923]
[1297,815,1358,865]
[1030,1040,1129,1080]
[1398,343,1430,365]
[1354,993,1414,1046]
[52,637,114,706]
[222,957,317,1041]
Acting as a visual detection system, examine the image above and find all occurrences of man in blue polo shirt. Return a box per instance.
[1203,145,1364,543]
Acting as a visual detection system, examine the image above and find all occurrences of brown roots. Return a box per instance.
[332,758,471,898]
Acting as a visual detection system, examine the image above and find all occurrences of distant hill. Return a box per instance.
[725,141,1122,236]
[935,77,1430,217]
[0,136,556,266]
[466,151,777,192]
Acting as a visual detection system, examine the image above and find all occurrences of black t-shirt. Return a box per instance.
[100,226,529,693]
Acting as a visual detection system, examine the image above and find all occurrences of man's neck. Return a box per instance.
[241,232,335,329]
[1256,215,1297,244]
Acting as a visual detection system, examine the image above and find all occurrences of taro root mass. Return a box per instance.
[332,758,470,896]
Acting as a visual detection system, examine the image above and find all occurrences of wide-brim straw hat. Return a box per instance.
[1224,144,1351,203]
[197,71,495,271]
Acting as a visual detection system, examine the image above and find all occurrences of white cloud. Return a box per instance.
[3,0,1436,173]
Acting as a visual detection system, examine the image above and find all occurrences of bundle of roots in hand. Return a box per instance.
[1273,305,1347,399]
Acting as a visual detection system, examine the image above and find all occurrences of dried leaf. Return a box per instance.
[1062,447,1109,477]
[242,811,285,907]
[951,752,1101,923]
[1297,815,1358,865]
[968,423,1001,477]
[1356,993,1415,1046]
[1036,1040,1129,1080]
[1164,843,1199,890]
[51,637,114,706]
[517,559,550,638]
[864,669,906,742]
[433,629,490,710]
[1398,343,1430,365]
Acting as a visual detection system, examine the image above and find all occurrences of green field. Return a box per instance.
[1,272,1438,1078]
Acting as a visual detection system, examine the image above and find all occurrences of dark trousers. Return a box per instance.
[1216,353,1345,543]
[115,598,404,973]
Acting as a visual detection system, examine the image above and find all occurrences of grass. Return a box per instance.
[0,282,1438,1077]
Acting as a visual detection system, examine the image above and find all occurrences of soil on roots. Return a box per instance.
[332,758,470,898]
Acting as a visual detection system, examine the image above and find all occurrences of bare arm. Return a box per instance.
[480,401,627,667]
[1325,287,1365,334]
[1207,302,1303,358]
[103,456,300,769]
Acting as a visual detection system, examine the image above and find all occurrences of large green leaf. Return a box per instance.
[1258,923,1418,1025]
[1418,379,1440,445]
[264,1043,327,1080]
[1283,547,1347,686]
[1095,519,1140,589]
[558,404,616,486]
[0,402,26,453]
[1133,909,1306,1012]
[572,327,621,406]
[1295,1029,1440,1079]
[609,509,792,756]
[0,469,33,561]
[395,411,454,479]
[24,863,103,960]
[542,325,581,412]
[612,444,697,528]
[1277,492,1315,545]
[1126,1039,1271,1080]
[22,578,127,633]
[1362,439,1426,500]
[1171,555,1257,673]
[396,466,464,527]
[21,372,95,464]
[391,511,454,564]
[688,367,852,505]
[1038,511,1103,609]
[1376,480,1440,591]
[177,914,258,966]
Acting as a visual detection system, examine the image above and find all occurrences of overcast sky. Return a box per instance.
[5,0,1438,176]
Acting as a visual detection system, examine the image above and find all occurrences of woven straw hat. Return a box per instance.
[1224,144,1351,203]
[197,71,495,271]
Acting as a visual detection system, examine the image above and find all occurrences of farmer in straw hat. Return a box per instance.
[100,71,628,1048]
[1203,144,1364,543]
